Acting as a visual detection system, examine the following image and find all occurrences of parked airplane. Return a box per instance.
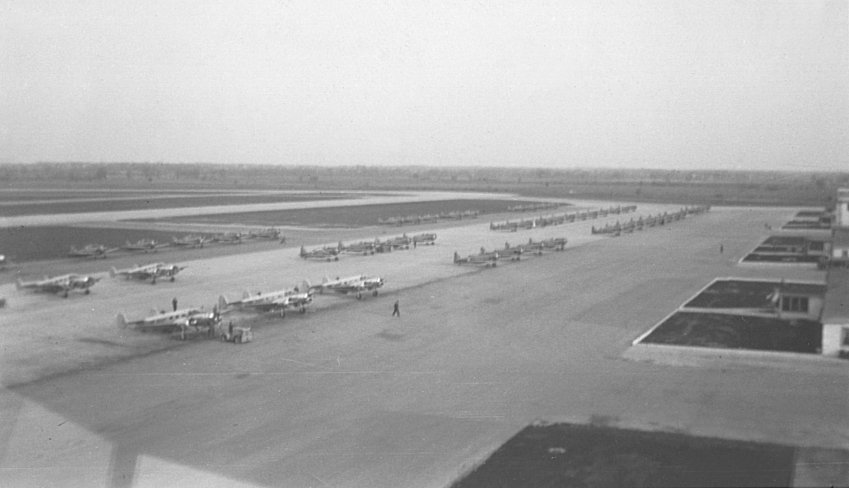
[116,307,221,340]
[211,232,244,244]
[171,235,210,248]
[122,239,168,253]
[110,263,186,284]
[339,240,377,256]
[300,245,340,261]
[247,228,281,240]
[524,237,568,254]
[311,275,384,299]
[68,244,118,259]
[454,248,499,267]
[218,281,312,317]
[16,274,100,297]
[412,233,437,246]
[383,234,412,250]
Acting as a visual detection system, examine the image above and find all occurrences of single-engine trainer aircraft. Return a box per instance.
[68,244,118,259]
[453,248,499,267]
[122,239,168,253]
[299,245,341,261]
[110,263,186,284]
[17,274,100,297]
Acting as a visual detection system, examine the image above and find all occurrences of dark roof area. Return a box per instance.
[833,228,849,248]
[822,268,849,323]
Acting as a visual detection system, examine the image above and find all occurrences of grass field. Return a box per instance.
[0,192,358,216]
[640,311,822,353]
[0,226,220,262]
[452,423,795,488]
[147,199,557,227]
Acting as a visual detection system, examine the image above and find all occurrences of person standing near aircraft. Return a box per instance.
[392,300,400,317]
[172,297,178,311]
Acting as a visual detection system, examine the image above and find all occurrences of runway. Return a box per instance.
[1,203,846,487]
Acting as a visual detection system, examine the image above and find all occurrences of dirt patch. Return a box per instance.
[640,311,821,353]
[452,422,795,488]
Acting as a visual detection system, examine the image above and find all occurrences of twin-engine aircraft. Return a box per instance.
[122,239,168,253]
[117,307,221,340]
[218,281,312,318]
[311,275,385,299]
[16,274,100,297]
[454,248,499,267]
[110,263,186,284]
[68,244,119,259]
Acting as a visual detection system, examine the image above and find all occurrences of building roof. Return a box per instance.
[821,267,849,323]
[834,228,849,248]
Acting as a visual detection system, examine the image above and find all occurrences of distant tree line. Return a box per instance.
[0,162,845,207]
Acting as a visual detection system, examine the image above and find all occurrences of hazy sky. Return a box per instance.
[1,1,847,170]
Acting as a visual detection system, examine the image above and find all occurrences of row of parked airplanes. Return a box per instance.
[299,233,437,261]
[590,206,712,236]
[490,205,638,232]
[66,228,284,259]
[115,274,387,339]
[453,237,568,267]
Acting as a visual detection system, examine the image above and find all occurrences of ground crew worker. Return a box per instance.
[392,300,400,317]
[719,244,724,254]
[172,297,178,311]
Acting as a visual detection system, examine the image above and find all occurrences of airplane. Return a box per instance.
[500,242,526,261]
[300,245,340,261]
[171,235,210,248]
[68,244,119,259]
[310,275,385,299]
[412,233,437,246]
[339,239,377,256]
[16,274,100,298]
[122,239,168,253]
[211,232,244,244]
[524,237,568,254]
[116,307,221,340]
[383,234,412,250]
[246,228,281,240]
[218,281,313,318]
[110,263,186,284]
[454,247,499,267]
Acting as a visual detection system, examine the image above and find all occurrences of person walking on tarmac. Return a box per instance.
[392,300,400,317]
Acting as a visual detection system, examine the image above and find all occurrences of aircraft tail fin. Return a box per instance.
[454,252,460,263]
[15,278,24,290]
[116,313,129,328]
[295,280,310,294]
[299,246,306,257]
[322,276,330,285]
[241,290,251,300]
[109,267,118,278]
[218,295,229,311]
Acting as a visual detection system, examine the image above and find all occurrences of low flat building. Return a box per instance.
[836,188,849,228]
[821,267,849,357]
[830,228,849,267]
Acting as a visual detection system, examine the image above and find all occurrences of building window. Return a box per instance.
[781,296,809,313]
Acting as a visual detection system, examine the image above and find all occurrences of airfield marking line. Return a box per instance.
[87,371,445,376]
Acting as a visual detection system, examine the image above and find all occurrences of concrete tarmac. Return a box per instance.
[1,204,846,487]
